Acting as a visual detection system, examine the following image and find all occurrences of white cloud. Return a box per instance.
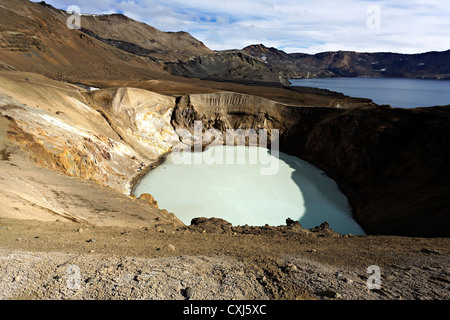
[35,0,450,54]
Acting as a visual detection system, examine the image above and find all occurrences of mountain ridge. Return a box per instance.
[0,0,165,82]
[243,44,450,80]
[3,1,447,85]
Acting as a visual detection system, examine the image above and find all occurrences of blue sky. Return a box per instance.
[36,0,450,54]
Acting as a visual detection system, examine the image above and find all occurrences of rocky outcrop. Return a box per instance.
[85,87,180,161]
[164,51,289,85]
[189,217,233,234]
[138,193,159,208]
[0,31,46,52]
[172,92,294,135]
[243,44,334,79]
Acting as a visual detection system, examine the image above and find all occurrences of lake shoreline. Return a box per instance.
[133,145,366,235]
[290,77,450,108]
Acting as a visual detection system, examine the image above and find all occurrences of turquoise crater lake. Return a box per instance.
[133,146,366,235]
[290,77,450,108]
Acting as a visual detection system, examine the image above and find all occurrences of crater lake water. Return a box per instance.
[133,146,366,235]
[290,78,450,108]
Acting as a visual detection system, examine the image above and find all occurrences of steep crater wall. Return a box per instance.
[170,92,450,237]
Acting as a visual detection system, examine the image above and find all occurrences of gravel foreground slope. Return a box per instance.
[0,218,449,300]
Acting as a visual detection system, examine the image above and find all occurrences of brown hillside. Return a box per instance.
[0,0,164,81]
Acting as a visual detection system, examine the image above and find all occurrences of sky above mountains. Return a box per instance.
[36,0,450,54]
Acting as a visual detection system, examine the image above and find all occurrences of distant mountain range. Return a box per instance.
[243,44,450,80]
[1,0,449,85]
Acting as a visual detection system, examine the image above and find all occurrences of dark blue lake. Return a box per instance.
[290,77,450,108]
